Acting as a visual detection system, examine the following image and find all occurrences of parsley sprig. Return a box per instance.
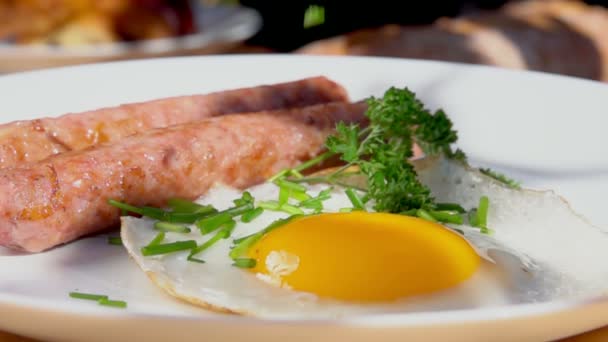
[277,87,461,213]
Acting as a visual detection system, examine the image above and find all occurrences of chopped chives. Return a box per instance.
[109,199,219,223]
[477,196,490,228]
[257,201,303,215]
[233,191,254,206]
[292,151,334,173]
[289,190,311,202]
[280,203,305,215]
[220,220,237,238]
[299,187,332,210]
[416,209,437,222]
[140,240,196,256]
[339,207,353,213]
[163,211,217,224]
[278,187,290,206]
[190,234,224,257]
[258,200,281,211]
[401,209,418,216]
[167,198,216,215]
[108,200,166,220]
[230,215,301,258]
[274,179,308,193]
[154,221,191,234]
[429,210,464,225]
[190,220,236,259]
[107,236,123,246]
[434,202,466,213]
[241,207,264,223]
[69,292,108,301]
[98,298,127,309]
[107,199,144,215]
[267,169,289,182]
[289,169,304,179]
[468,209,479,227]
[229,234,261,259]
[345,188,366,211]
[300,199,322,210]
[196,213,233,234]
[147,232,166,247]
[187,255,206,264]
[223,202,254,217]
[232,258,257,268]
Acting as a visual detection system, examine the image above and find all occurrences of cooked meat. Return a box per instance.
[0,101,368,252]
[0,76,348,168]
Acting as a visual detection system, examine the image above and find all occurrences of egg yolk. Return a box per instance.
[248,212,480,302]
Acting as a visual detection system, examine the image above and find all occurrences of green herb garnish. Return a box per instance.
[428,210,464,225]
[69,292,108,301]
[480,168,521,189]
[345,187,366,211]
[97,298,127,309]
[232,258,257,268]
[167,198,217,215]
[108,199,217,223]
[278,187,290,206]
[416,209,437,222]
[230,215,301,259]
[140,240,196,256]
[190,220,236,259]
[107,236,122,246]
[147,232,166,247]
[241,207,264,223]
[274,179,308,193]
[434,202,466,213]
[476,196,491,234]
[196,212,233,234]
[233,191,254,207]
[303,4,325,28]
[187,255,206,264]
[298,187,333,212]
[154,221,191,234]
[69,292,127,309]
[271,87,462,215]
[258,200,304,215]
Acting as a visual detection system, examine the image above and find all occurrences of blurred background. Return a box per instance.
[1,0,608,81]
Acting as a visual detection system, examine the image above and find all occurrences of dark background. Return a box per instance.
[239,0,608,51]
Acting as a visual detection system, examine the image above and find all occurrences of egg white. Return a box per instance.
[121,157,608,318]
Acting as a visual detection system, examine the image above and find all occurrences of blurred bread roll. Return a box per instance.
[298,0,608,81]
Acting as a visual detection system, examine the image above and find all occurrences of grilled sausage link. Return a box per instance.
[0,76,348,168]
[0,101,368,252]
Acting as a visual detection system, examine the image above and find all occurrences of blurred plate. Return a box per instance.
[0,5,261,73]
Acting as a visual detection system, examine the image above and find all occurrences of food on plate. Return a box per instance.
[0,0,196,46]
[298,0,608,81]
[120,86,608,318]
[0,76,347,168]
[0,101,367,252]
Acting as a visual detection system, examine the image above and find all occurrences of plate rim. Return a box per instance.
[0,54,607,330]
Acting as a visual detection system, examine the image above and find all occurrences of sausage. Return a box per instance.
[0,101,368,252]
[0,76,348,168]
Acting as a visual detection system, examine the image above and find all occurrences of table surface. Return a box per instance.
[1,325,607,342]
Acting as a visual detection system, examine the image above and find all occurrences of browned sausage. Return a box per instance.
[0,101,368,252]
[0,76,348,168]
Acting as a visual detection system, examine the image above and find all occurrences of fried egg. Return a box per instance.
[121,157,608,318]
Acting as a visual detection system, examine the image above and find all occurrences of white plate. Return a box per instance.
[1,55,608,342]
[0,5,261,73]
